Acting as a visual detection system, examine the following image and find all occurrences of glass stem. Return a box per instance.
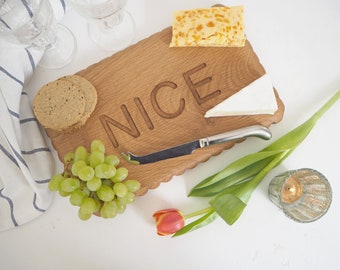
[102,10,125,29]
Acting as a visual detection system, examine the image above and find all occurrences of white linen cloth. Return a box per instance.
[0,0,67,231]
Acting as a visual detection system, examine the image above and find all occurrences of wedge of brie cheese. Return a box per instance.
[170,6,246,47]
[204,74,278,117]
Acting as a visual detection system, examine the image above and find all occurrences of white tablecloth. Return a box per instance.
[0,1,340,269]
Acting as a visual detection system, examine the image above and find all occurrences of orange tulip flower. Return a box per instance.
[153,208,185,236]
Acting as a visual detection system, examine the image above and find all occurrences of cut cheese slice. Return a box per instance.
[204,74,278,117]
[170,6,246,47]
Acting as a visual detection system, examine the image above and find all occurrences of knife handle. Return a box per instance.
[201,125,272,147]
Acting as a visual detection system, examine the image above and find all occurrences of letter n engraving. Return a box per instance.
[99,104,140,148]
[134,97,154,130]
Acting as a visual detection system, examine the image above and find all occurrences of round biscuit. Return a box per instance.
[58,75,97,122]
[33,80,86,131]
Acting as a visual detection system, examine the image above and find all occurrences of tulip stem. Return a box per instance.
[183,206,214,219]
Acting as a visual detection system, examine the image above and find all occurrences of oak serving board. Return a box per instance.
[46,27,284,195]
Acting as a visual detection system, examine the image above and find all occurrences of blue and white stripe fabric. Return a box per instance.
[0,0,67,231]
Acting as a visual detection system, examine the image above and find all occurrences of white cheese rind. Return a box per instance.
[204,74,278,117]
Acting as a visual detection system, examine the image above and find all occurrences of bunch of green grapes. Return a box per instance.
[48,139,141,220]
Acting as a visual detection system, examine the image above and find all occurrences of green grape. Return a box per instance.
[116,196,126,205]
[100,201,117,218]
[89,150,105,168]
[102,179,113,187]
[48,174,64,191]
[78,209,92,221]
[63,151,75,163]
[58,189,70,197]
[113,182,128,198]
[86,176,102,191]
[69,189,86,206]
[71,160,86,176]
[115,199,126,213]
[125,192,136,204]
[124,180,141,193]
[80,197,96,214]
[93,198,102,212]
[81,185,91,197]
[52,139,140,220]
[111,167,128,183]
[95,163,116,179]
[74,146,88,162]
[96,185,115,202]
[78,165,95,181]
[104,154,120,167]
[91,139,105,153]
[60,177,80,193]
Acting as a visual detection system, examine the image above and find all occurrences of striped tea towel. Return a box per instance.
[0,0,67,231]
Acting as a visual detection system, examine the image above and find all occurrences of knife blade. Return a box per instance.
[124,125,271,164]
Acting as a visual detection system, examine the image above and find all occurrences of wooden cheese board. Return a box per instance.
[46,26,285,195]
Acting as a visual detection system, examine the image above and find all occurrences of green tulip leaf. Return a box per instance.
[173,209,218,237]
[189,152,281,197]
[173,90,340,236]
[191,150,282,191]
[210,192,247,225]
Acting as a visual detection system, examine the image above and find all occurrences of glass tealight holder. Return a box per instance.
[268,168,332,223]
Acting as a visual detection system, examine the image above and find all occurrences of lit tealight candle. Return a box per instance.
[269,168,332,222]
[281,176,303,204]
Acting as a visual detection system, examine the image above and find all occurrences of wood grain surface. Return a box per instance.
[46,26,285,195]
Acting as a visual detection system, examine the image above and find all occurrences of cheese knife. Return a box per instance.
[124,125,271,164]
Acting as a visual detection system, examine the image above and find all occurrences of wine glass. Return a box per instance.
[0,0,77,69]
[68,0,135,52]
